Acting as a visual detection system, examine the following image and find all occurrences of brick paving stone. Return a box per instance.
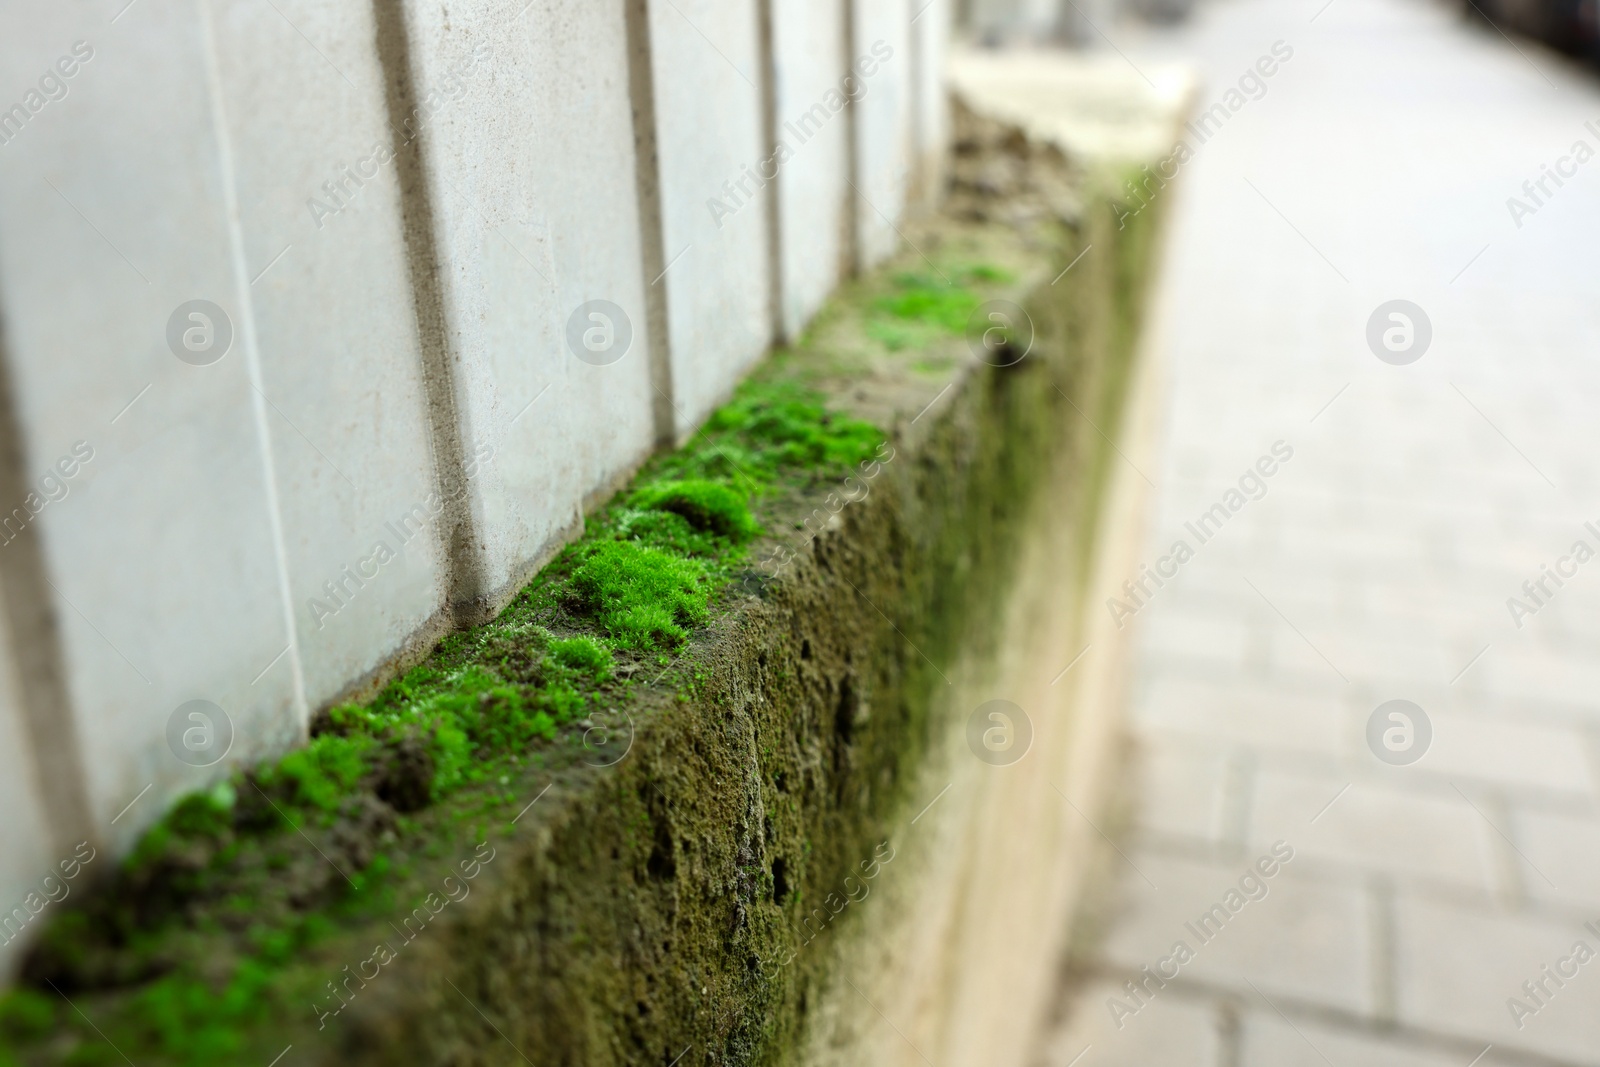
[1134,736,1232,847]
[1134,671,1350,756]
[1420,711,1593,796]
[1478,643,1600,720]
[1039,980,1221,1067]
[1248,772,1495,894]
[1392,892,1600,1066]
[1097,850,1372,1017]
[1138,606,1263,674]
[1514,808,1600,914]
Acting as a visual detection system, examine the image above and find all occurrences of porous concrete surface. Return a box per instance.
[0,600,55,962]
[796,202,1164,1067]
[1037,1,1600,1065]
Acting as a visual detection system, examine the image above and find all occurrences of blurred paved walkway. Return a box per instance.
[1039,0,1600,1065]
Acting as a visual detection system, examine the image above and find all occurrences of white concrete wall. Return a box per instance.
[209,0,449,719]
[649,0,773,434]
[773,0,851,340]
[0,0,949,979]
[853,0,916,268]
[0,2,309,862]
[913,0,952,204]
[962,0,1068,41]
[401,0,661,602]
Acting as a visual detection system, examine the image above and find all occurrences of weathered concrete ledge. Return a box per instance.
[0,94,1173,1067]
[302,107,1167,1067]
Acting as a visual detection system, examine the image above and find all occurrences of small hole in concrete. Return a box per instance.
[771,858,789,904]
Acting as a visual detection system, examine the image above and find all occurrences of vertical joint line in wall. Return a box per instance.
[370,0,493,622]
[1218,747,1255,860]
[1366,873,1397,1026]
[1482,787,1526,907]
[954,0,976,37]
[625,0,678,449]
[841,0,862,277]
[198,0,309,728]
[1214,998,1242,1067]
[0,312,95,855]
[756,0,785,345]
[1584,723,1600,800]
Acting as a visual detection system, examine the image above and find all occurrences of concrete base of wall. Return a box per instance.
[796,200,1168,1067]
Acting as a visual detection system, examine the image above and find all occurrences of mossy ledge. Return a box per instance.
[0,112,1166,1067]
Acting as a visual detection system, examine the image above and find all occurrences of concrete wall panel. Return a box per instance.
[772,0,850,340]
[913,0,951,204]
[0,2,307,858]
[209,0,450,708]
[853,0,915,268]
[403,0,660,602]
[649,0,773,434]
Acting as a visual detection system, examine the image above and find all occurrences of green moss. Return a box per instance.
[867,264,1017,350]
[0,369,896,1067]
[0,992,52,1043]
[567,541,710,651]
[547,636,613,682]
[612,508,721,557]
[632,480,760,542]
[259,733,376,814]
[653,379,882,490]
[874,273,978,331]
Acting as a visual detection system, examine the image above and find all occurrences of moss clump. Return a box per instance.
[566,541,711,651]
[258,733,375,813]
[652,380,883,490]
[612,508,721,558]
[547,636,613,681]
[867,263,1016,350]
[0,992,53,1044]
[632,480,760,542]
